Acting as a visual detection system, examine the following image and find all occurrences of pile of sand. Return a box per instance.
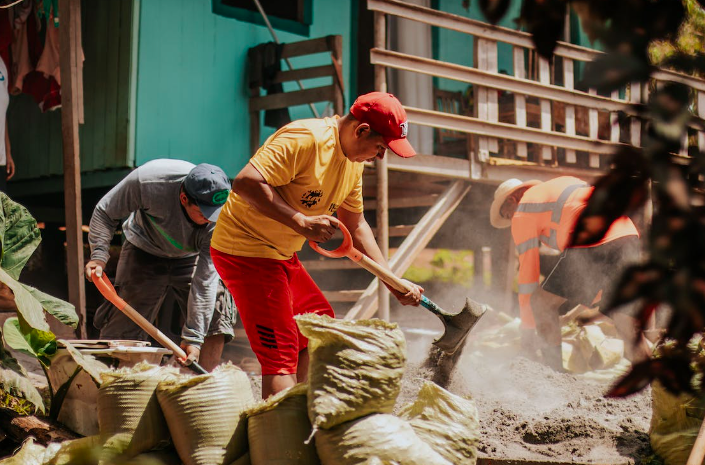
[399,348,652,464]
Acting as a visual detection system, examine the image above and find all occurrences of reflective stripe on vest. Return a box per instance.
[516,182,588,251]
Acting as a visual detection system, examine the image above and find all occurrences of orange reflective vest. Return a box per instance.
[511,176,639,328]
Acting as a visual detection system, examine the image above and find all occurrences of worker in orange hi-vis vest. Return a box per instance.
[490,176,651,371]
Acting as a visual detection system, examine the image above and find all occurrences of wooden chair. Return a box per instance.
[248,35,344,156]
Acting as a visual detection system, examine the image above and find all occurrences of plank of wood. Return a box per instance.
[513,47,528,159]
[539,57,553,162]
[59,0,87,338]
[630,82,642,147]
[323,290,365,302]
[0,409,79,445]
[563,58,576,164]
[364,194,439,209]
[610,90,620,144]
[345,180,471,320]
[271,65,335,84]
[699,91,705,154]
[249,85,337,112]
[405,106,619,154]
[281,36,335,59]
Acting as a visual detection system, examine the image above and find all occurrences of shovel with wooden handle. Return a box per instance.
[93,274,209,375]
[309,222,488,355]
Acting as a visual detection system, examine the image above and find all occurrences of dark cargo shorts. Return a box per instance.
[541,235,640,313]
[93,241,236,343]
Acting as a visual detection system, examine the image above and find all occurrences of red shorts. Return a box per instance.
[211,248,334,375]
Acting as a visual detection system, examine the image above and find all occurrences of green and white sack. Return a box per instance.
[315,414,451,465]
[98,363,178,459]
[296,315,406,431]
[399,382,480,465]
[156,363,254,465]
[244,383,319,465]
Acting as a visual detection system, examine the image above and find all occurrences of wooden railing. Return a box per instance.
[369,0,705,182]
[248,35,344,155]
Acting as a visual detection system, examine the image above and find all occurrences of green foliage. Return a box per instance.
[0,192,41,280]
[0,346,44,414]
[649,0,705,69]
[3,317,57,367]
[403,249,474,286]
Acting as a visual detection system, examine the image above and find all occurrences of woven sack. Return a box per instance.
[315,413,451,465]
[156,363,254,465]
[244,383,319,465]
[97,363,177,459]
[650,380,705,465]
[296,314,406,431]
[398,382,480,465]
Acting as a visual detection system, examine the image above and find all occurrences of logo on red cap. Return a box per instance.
[350,92,416,158]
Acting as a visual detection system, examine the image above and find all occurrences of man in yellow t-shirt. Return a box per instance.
[212,92,424,398]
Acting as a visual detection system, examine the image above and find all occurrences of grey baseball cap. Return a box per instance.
[183,163,231,222]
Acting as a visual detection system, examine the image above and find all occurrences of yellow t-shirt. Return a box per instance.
[212,117,364,260]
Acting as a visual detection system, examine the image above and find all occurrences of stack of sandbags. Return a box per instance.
[398,382,480,464]
[243,383,319,465]
[97,363,178,460]
[156,363,254,465]
[296,314,407,432]
[297,314,478,465]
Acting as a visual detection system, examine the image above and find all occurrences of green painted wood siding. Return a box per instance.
[133,0,353,177]
[8,0,133,182]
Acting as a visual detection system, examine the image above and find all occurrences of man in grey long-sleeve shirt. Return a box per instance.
[85,159,234,370]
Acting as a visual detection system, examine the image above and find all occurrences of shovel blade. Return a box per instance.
[432,297,488,354]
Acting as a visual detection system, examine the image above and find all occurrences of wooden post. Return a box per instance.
[588,88,600,168]
[538,57,553,163]
[59,0,87,339]
[374,11,390,322]
[513,47,528,159]
[563,58,577,164]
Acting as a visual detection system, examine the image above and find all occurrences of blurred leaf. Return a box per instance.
[22,284,78,329]
[602,264,667,313]
[570,148,650,247]
[479,0,511,24]
[645,0,686,42]
[606,358,657,397]
[0,345,44,413]
[0,193,41,280]
[660,52,705,76]
[58,339,108,384]
[518,0,564,58]
[581,53,652,94]
[2,317,57,367]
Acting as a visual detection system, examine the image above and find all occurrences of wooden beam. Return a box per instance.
[404,106,619,154]
[374,11,390,322]
[345,180,471,321]
[281,35,336,59]
[249,85,337,112]
[384,153,601,183]
[364,194,439,209]
[271,65,335,84]
[323,290,365,302]
[59,0,87,339]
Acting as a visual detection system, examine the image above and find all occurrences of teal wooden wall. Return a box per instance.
[133,0,354,177]
[8,0,133,185]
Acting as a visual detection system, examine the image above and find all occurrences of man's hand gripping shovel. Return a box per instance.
[93,274,209,375]
[309,223,488,355]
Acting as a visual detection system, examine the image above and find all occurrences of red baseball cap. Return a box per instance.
[350,92,416,158]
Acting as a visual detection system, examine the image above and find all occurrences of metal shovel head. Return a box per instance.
[432,297,488,355]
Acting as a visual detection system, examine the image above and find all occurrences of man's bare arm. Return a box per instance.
[232,163,338,243]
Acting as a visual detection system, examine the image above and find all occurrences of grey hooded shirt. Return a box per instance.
[88,159,218,347]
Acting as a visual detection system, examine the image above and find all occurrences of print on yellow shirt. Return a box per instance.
[211,117,364,260]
